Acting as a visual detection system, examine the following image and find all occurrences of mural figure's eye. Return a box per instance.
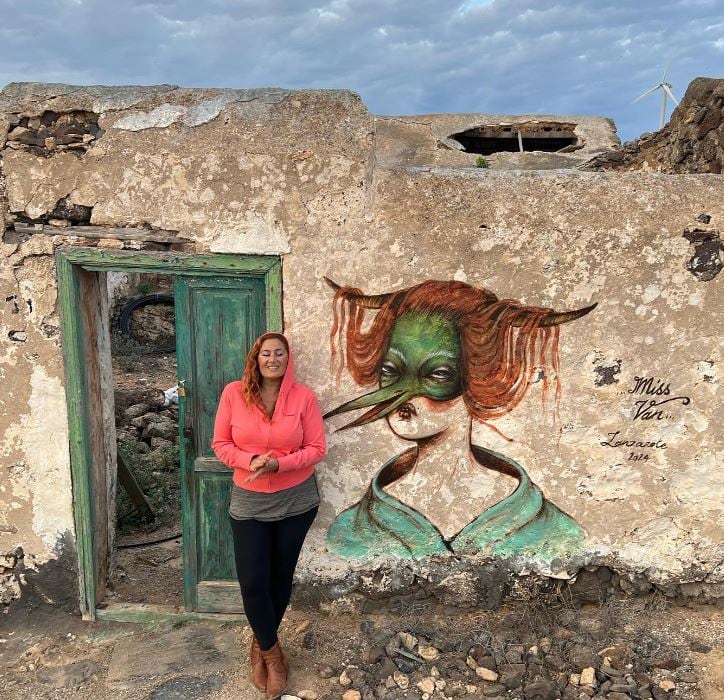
[427,366,456,383]
[380,361,401,378]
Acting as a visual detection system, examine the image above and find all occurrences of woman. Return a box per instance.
[323,278,594,565]
[212,332,326,699]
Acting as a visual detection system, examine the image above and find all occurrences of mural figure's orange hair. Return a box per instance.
[329,280,561,425]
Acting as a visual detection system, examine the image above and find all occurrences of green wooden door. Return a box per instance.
[175,275,271,612]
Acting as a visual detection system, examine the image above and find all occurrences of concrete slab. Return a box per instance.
[106,623,240,685]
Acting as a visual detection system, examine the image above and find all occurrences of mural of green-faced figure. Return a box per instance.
[324,278,596,564]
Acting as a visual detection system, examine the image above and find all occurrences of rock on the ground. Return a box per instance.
[579,667,597,687]
[567,644,598,669]
[418,645,439,661]
[363,645,384,663]
[393,670,409,689]
[523,677,559,700]
[36,660,101,689]
[125,403,152,419]
[339,668,353,686]
[417,677,435,694]
[476,666,499,681]
[398,632,418,651]
[144,419,177,441]
[499,663,526,689]
[296,691,318,700]
[149,675,224,699]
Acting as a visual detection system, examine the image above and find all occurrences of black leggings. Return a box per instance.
[230,507,317,651]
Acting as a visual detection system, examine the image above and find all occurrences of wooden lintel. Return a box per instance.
[13,224,183,243]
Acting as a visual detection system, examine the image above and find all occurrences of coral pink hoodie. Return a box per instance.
[211,348,327,492]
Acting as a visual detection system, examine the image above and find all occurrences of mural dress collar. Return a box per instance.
[327,444,585,561]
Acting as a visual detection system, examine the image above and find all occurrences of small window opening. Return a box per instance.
[450,122,579,155]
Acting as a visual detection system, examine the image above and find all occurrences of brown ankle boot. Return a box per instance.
[250,636,267,691]
[259,642,288,699]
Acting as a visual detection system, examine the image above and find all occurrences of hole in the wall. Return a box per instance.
[450,122,580,155]
[13,197,93,227]
[49,197,93,224]
[6,295,19,314]
[683,228,723,282]
[5,110,103,157]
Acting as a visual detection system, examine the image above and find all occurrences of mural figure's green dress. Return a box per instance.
[327,444,585,560]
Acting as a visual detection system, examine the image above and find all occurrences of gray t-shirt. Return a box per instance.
[229,472,320,521]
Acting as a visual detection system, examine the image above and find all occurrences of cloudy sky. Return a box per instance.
[1,0,721,141]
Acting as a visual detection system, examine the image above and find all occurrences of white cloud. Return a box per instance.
[0,0,721,140]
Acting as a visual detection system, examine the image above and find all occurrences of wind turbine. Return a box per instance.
[633,63,680,129]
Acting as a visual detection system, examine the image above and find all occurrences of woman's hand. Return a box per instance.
[244,456,280,483]
[248,451,272,473]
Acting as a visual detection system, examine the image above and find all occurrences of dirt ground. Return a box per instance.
[110,343,182,606]
[1,595,721,700]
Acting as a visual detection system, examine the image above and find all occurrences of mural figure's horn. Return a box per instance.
[324,277,393,309]
[512,303,598,328]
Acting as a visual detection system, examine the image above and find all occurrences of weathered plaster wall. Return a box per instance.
[0,229,74,603]
[1,83,721,609]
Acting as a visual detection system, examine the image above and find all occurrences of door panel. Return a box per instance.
[175,275,269,612]
[198,473,237,581]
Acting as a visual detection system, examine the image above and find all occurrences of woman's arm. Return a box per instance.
[211,385,256,470]
[275,392,327,472]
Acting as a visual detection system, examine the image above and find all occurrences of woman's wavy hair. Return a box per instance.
[241,332,289,410]
[330,280,562,425]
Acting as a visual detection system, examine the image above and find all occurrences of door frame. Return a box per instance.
[56,247,282,620]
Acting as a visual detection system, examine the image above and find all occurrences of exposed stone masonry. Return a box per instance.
[5,110,103,157]
[585,78,723,173]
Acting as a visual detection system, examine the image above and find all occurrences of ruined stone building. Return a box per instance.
[0,81,721,619]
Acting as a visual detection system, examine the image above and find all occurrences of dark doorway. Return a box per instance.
[108,272,183,608]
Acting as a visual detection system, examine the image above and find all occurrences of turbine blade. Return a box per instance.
[662,84,679,105]
[662,59,671,83]
[633,85,659,103]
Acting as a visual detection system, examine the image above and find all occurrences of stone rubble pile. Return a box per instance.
[585,77,723,174]
[0,547,23,605]
[288,623,703,700]
[116,401,179,451]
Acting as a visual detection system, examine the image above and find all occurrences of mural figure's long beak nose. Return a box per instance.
[324,385,414,431]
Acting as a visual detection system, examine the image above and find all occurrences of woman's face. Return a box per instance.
[257,337,288,381]
[381,313,465,440]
